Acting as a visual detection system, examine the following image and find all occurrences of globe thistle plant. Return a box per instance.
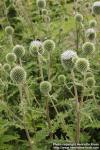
[61,50,77,70]
[6,53,17,64]
[3,63,11,72]
[82,42,95,55]
[5,26,14,35]
[75,13,83,22]
[89,20,97,28]
[13,45,25,59]
[43,40,55,52]
[58,75,66,84]
[37,0,46,9]
[85,72,94,78]
[92,1,100,15]
[75,58,90,73]
[10,66,26,84]
[85,28,96,40]
[40,81,52,95]
[42,9,48,15]
[86,77,95,88]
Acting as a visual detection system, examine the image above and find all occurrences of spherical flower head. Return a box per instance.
[89,20,97,28]
[40,81,52,95]
[6,53,16,64]
[42,9,48,15]
[37,0,46,9]
[93,1,100,15]
[3,63,11,72]
[86,77,95,87]
[29,40,44,56]
[43,40,55,52]
[13,45,25,58]
[58,75,66,84]
[75,58,90,73]
[75,13,83,22]
[85,28,96,40]
[82,42,95,55]
[5,26,14,35]
[85,72,94,78]
[61,50,77,70]
[10,66,26,84]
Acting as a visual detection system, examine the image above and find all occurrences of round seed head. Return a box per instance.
[43,40,55,52]
[93,1,100,15]
[6,53,16,64]
[3,63,11,72]
[5,26,14,35]
[37,0,46,9]
[75,58,90,73]
[75,13,83,22]
[86,28,96,40]
[42,9,48,15]
[82,42,95,55]
[61,50,77,70]
[89,19,97,28]
[58,75,66,84]
[13,45,25,58]
[29,40,43,56]
[10,66,26,84]
[40,81,52,95]
[86,77,95,87]
[85,72,94,78]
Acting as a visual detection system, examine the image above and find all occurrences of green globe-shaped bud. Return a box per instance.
[75,13,83,22]
[43,40,55,52]
[5,26,14,35]
[37,0,46,9]
[82,42,95,55]
[85,2,90,8]
[93,2,100,15]
[85,72,94,78]
[3,63,11,72]
[89,20,97,28]
[6,53,16,64]
[13,45,25,58]
[58,75,66,84]
[86,28,96,40]
[75,58,90,73]
[86,77,95,87]
[40,81,52,95]
[10,66,26,84]
[29,40,43,56]
[61,50,77,70]
[42,9,48,15]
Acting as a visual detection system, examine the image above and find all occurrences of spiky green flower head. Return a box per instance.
[89,19,97,28]
[37,0,46,9]
[10,66,26,84]
[6,53,16,64]
[82,42,95,55]
[13,45,25,58]
[93,1,100,15]
[61,50,77,70]
[43,40,55,52]
[3,63,11,72]
[85,72,94,78]
[40,81,52,95]
[5,26,14,35]
[58,75,66,84]
[86,77,95,87]
[42,9,48,15]
[29,40,43,56]
[75,13,83,22]
[75,58,90,73]
[85,28,96,40]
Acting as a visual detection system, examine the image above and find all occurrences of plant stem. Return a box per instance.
[71,70,80,145]
[18,84,33,150]
[38,53,44,81]
[48,52,51,81]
